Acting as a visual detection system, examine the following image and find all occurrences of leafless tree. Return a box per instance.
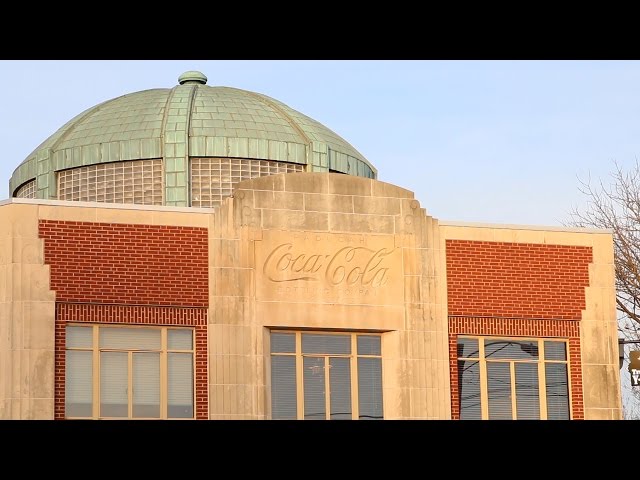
[569,161,640,418]
[568,160,640,339]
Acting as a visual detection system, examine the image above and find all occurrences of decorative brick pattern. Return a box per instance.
[55,302,208,420]
[448,316,583,420]
[39,220,208,307]
[446,240,592,320]
[568,338,583,419]
[56,303,208,324]
[448,316,580,338]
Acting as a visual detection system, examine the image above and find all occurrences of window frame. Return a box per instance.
[457,335,572,420]
[269,330,384,420]
[65,324,196,420]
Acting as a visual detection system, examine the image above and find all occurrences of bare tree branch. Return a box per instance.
[567,160,640,340]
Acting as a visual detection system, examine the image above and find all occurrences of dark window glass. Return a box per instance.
[515,363,540,419]
[546,363,570,420]
[304,357,326,420]
[271,356,297,420]
[271,333,296,354]
[458,359,481,420]
[357,335,381,356]
[487,362,512,420]
[358,357,383,420]
[485,340,539,360]
[330,357,352,419]
[271,332,382,420]
[302,334,350,355]
[457,338,479,358]
[544,341,567,361]
[457,337,571,420]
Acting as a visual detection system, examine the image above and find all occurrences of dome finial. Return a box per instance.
[178,71,207,85]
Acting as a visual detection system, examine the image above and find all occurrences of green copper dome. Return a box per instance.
[10,71,376,206]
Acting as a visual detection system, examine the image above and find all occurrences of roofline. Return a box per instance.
[0,197,216,214]
[439,219,613,234]
[0,198,614,234]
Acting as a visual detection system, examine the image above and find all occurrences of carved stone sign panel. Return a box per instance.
[255,230,403,305]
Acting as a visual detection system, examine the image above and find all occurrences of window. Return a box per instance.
[270,331,383,420]
[14,179,36,198]
[457,336,570,420]
[190,158,304,208]
[57,159,163,205]
[65,325,194,419]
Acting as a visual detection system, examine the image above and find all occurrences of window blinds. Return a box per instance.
[330,357,352,420]
[515,362,540,420]
[358,357,383,420]
[271,356,297,420]
[100,352,128,417]
[458,359,481,420]
[133,352,160,418]
[65,350,92,417]
[545,363,570,420]
[304,357,326,420]
[168,353,194,418]
[457,337,571,420]
[487,362,512,420]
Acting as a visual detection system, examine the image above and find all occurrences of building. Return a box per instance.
[0,71,621,420]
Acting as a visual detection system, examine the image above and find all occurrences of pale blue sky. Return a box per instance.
[1,60,638,226]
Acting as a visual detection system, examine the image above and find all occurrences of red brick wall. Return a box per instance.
[446,240,592,320]
[39,220,208,306]
[449,317,583,420]
[40,220,210,420]
[55,303,208,420]
[446,240,591,420]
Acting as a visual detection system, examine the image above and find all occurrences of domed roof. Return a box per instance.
[10,71,376,200]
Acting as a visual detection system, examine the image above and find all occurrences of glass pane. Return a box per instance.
[546,363,570,420]
[100,327,160,350]
[302,334,350,355]
[190,158,304,208]
[271,356,297,420]
[57,159,163,205]
[168,329,193,350]
[65,350,93,417]
[487,362,512,420]
[271,333,296,354]
[544,341,567,361]
[66,326,93,349]
[515,363,540,419]
[457,337,479,359]
[358,357,383,420]
[458,359,481,420]
[304,357,326,420]
[133,352,160,418]
[485,340,539,360]
[168,353,194,418]
[100,352,128,417]
[357,335,381,356]
[330,357,352,419]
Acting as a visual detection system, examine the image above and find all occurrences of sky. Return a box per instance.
[1,60,640,226]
